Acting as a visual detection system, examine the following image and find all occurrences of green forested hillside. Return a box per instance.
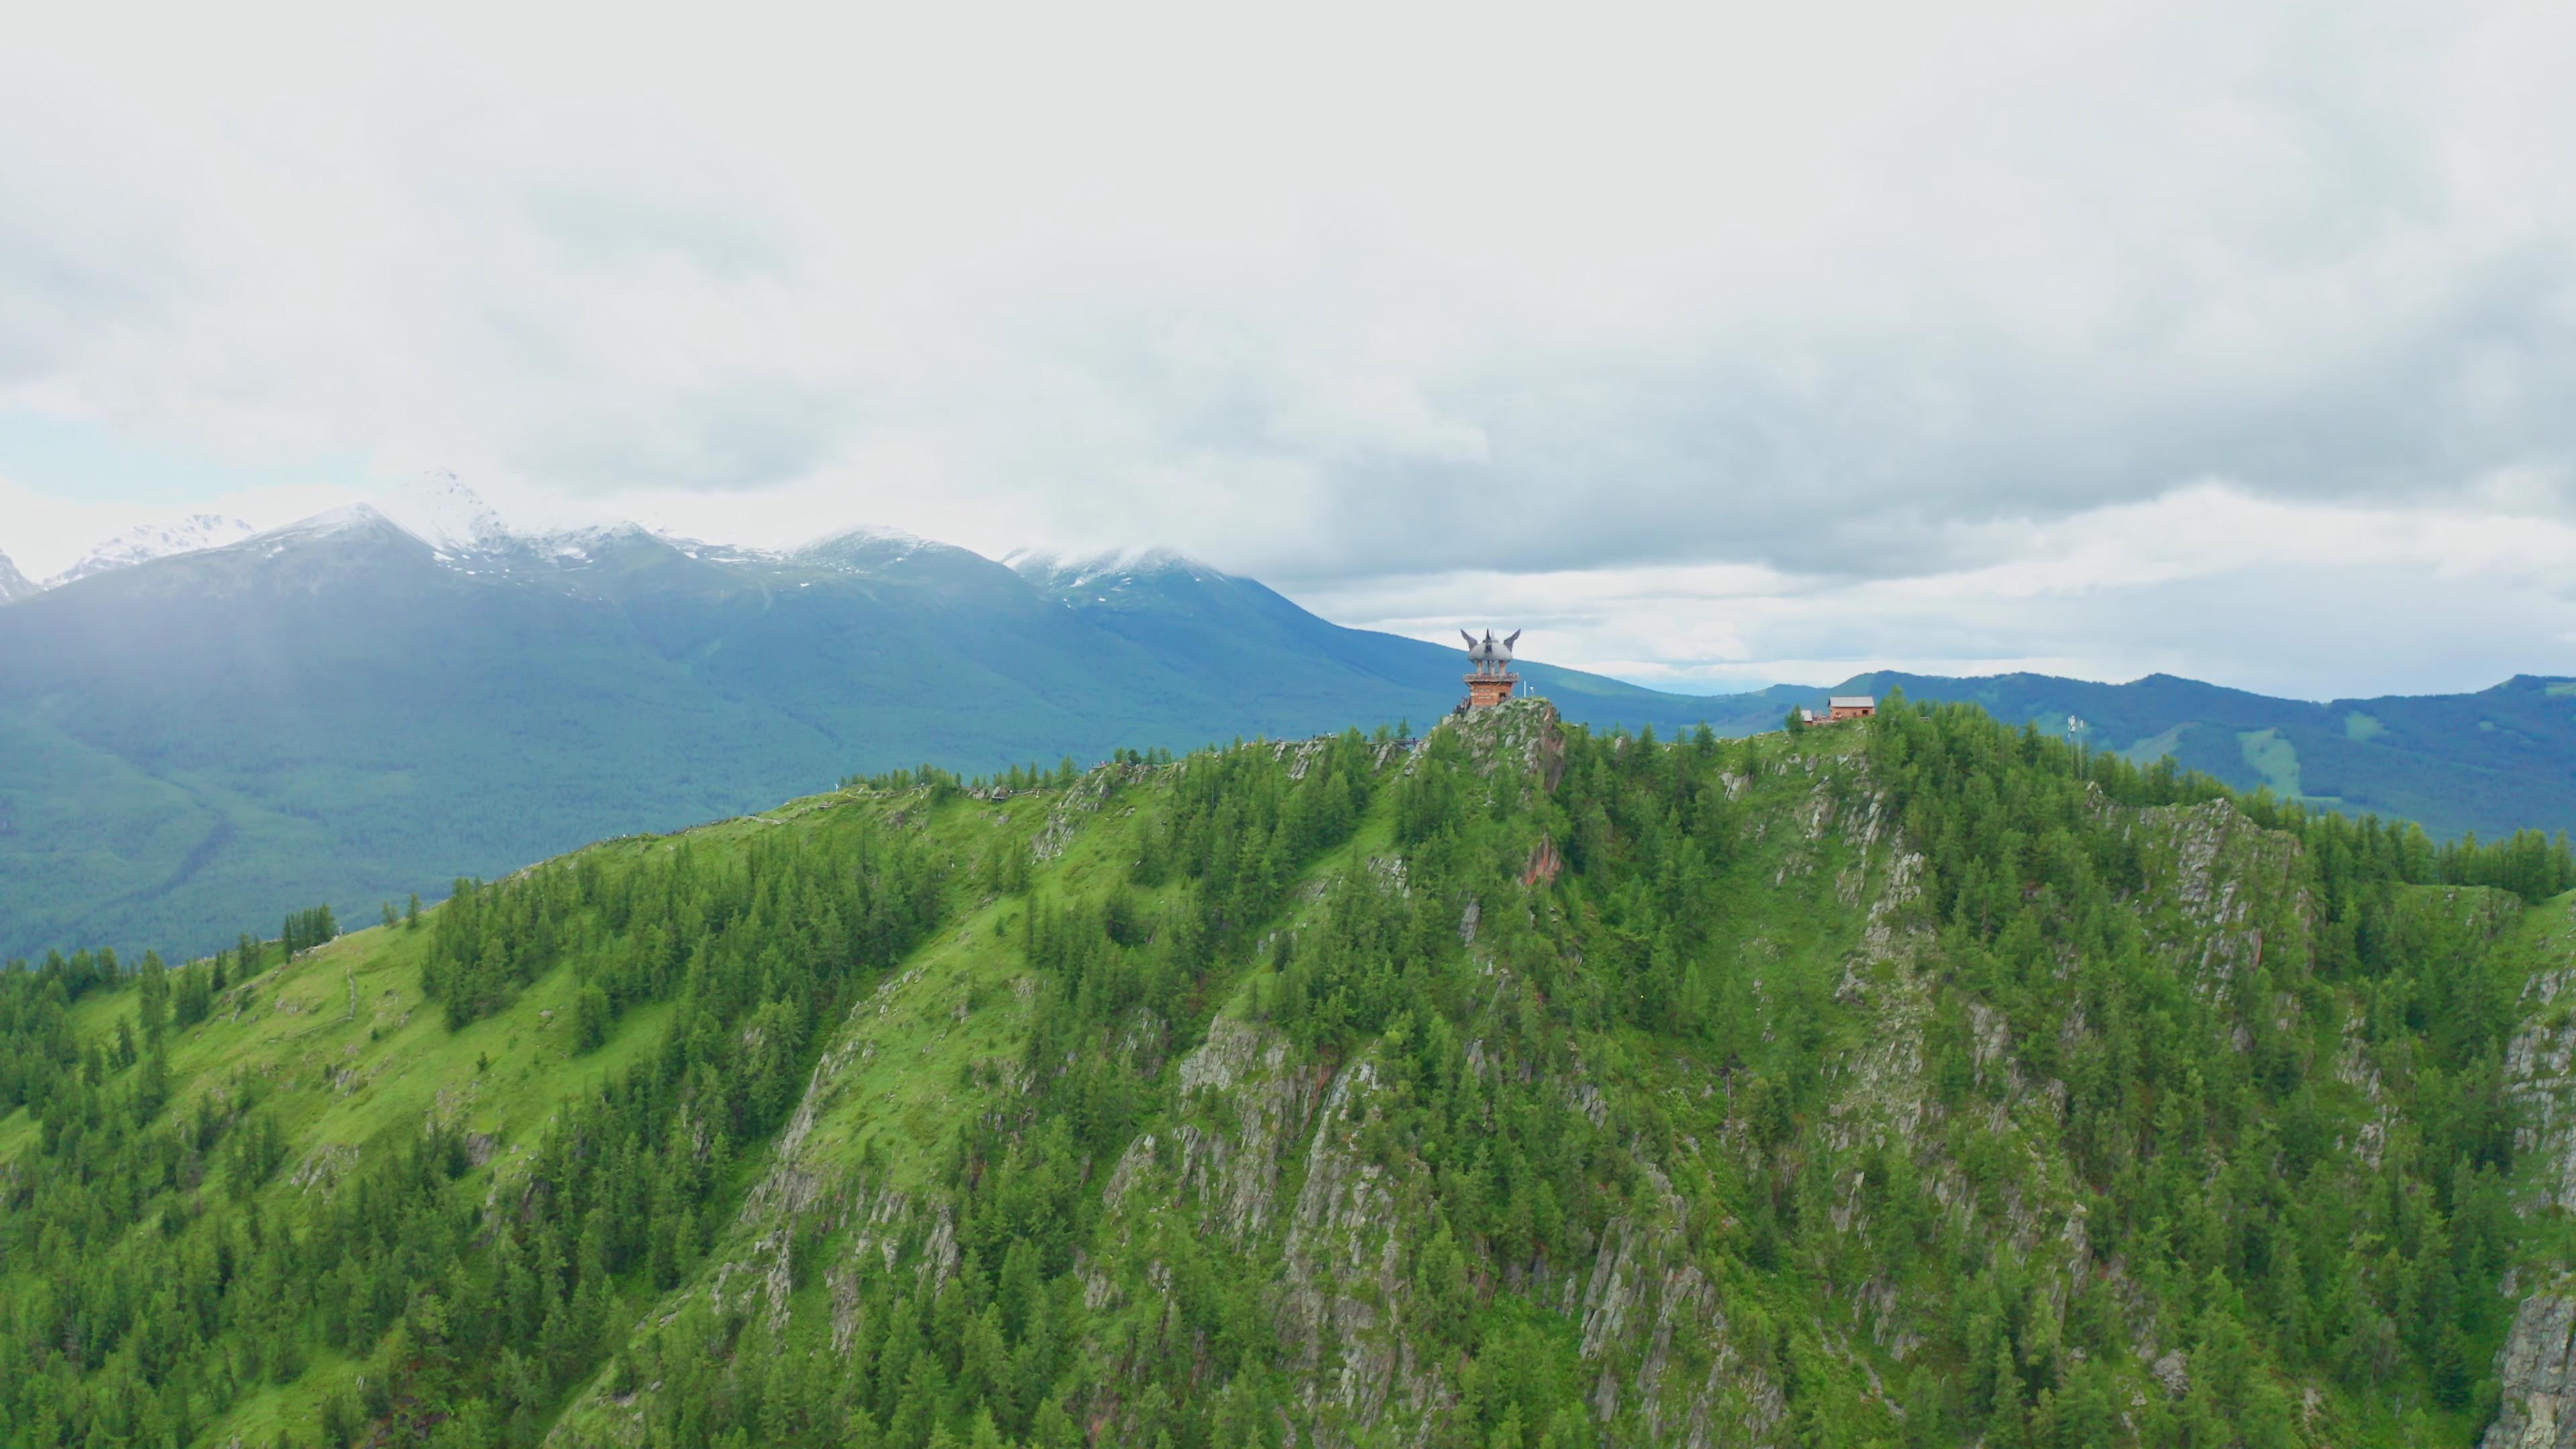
[5,698,2575,1448]
[1811,671,2576,845]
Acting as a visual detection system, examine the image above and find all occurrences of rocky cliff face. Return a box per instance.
[2488,1285,2576,1449]
[2485,904,2576,1449]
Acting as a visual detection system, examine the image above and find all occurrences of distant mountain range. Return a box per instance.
[0,481,1723,961]
[1,480,2567,961]
[1675,672,2576,845]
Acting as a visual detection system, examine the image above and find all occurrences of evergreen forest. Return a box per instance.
[4,695,2575,1448]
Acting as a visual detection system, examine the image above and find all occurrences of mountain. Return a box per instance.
[40,510,256,588]
[1798,670,2576,845]
[0,494,1723,963]
[375,467,517,555]
[0,547,32,603]
[3,699,2570,1448]
[13,470,538,598]
[1006,546,1719,727]
[1,482,2568,965]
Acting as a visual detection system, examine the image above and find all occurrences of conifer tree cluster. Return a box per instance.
[280,905,339,958]
[0,702,2569,1447]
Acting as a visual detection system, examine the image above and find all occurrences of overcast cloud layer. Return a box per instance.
[4,1,2575,697]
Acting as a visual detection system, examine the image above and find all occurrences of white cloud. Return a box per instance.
[1313,483,2576,698]
[3,0,2574,694]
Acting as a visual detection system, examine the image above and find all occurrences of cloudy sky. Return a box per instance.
[5,1,2574,698]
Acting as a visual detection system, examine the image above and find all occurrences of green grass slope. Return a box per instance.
[5,700,2576,1448]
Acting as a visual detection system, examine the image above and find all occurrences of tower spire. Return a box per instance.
[1459,629,1521,708]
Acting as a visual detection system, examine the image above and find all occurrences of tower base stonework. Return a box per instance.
[1464,673,1518,708]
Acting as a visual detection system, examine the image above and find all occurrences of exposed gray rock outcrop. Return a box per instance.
[2488,1283,2576,1449]
[2489,926,2576,1448]
[1174,1016,1322,1242]
[2508,965,2576,1212]
[1277,1055,1450,1438]
[1575,1163,1786,1448]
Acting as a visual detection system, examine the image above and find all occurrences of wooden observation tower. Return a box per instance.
[1460,629,1521,709]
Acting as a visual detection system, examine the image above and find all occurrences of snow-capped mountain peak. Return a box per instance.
[794,525,947,567]
[1005,545,1223,592]
[45,513,258,588]
[248,502,403,547]
[811,523,929,551]
[376,470,517,556]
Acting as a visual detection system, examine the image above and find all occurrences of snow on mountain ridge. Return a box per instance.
[376,470,520,555]
[45,513,258,588]
[1005,545,1225,592]
[244,503,417,553]
[794,525,981,568]
[803,523,928,552]
[28,473,1230,599]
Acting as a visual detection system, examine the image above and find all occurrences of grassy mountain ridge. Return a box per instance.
[6,698,2575,1447]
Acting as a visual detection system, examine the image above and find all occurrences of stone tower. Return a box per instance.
[1460,629,1521,708]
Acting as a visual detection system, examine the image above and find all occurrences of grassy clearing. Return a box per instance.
[2237,726,2304,798]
